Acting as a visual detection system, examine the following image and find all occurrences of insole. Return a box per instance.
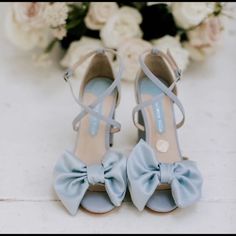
[140,77,182,168]
[74,77,116,192]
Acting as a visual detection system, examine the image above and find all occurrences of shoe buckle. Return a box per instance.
[175,68,182,82]
[63,68,73,82]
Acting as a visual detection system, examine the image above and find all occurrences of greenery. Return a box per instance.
[60,2,89,49]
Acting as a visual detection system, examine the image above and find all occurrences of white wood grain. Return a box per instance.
[0,202,235,234]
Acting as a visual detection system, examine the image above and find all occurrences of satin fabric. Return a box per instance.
[54,150,127,215]
[127,140,203,211]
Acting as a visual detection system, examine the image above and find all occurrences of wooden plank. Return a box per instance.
[0,201,235,233]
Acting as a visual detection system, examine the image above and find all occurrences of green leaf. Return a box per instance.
[66,19,81,30]
[214,2,223,16]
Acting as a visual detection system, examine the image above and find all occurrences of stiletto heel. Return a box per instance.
[138,111,145,141]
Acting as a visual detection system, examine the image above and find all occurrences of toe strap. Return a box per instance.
[127,140,203,211]
[54,150,127,215]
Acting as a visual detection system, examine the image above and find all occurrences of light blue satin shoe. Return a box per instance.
[127,48,203,212]
[53,49,127,215]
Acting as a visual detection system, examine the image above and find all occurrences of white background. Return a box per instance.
[0,2,236,234]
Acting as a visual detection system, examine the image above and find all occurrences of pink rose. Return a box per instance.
[185,17,223,61]
[189,17,222,47]
[12,2,47,30]
[5,2,51,50]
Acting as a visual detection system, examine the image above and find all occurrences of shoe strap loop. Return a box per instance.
[133,48,185,131]
[63,48,124,133]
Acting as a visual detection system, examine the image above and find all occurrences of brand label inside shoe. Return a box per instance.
[89,102,103,136]
[153,101,165,133]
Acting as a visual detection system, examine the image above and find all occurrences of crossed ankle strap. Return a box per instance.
[133,48,185,132]
[63,48,124,133]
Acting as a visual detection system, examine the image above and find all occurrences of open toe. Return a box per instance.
[81,191,115,214]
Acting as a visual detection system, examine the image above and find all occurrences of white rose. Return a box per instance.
[172,2,214,29]
[60,37,104,79]
[117,38,152,81]
[100,7,143,49]
[152,35,189,71]
[5,7,50,50]
[85,2,119,30]
[118,6,142,24]
[12,2,48,31]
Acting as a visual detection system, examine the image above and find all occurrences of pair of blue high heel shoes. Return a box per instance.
[53,48,203,215]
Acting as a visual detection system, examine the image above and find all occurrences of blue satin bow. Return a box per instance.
[127,140,203,211]
[54,150,127,215]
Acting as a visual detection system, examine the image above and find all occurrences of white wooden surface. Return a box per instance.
[0,3,236,233]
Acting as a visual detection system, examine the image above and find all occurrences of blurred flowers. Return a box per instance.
[85,2,119,30]
[5,2,228,81]
[60,37,103,79]
[100,6,143,48]
[12,2,47,30]
[5,2,50,50]
[44,2,69,28]
[152,35,189,71]
[117,38,152,80]
[184,17,223,61]
[172,2,214,30]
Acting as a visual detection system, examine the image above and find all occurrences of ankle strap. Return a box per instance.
[63,48,124,133]
[133,48,185,131]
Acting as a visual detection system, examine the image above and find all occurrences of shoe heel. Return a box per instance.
[109,112,115,147]
[109,132,114,147]
[138,111,145,141]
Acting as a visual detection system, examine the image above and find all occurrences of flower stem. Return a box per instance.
[44,39,58,53]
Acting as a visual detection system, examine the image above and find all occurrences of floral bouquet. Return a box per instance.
[5,2,230,82]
